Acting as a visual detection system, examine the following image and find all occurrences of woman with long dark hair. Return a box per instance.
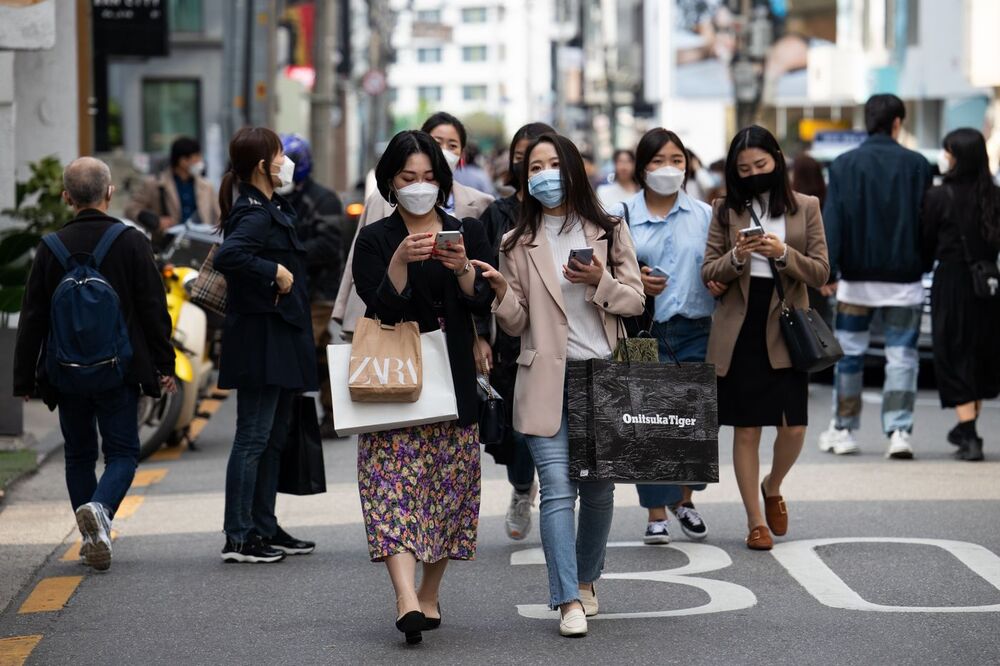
[702,126,830,550]
[478,122,555,542]
[473,133,645,637]
[921,128,1000,461]
[352,130,494,645]
[213,127,318,563]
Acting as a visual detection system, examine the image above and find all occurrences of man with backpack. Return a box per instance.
[13,157,175,572]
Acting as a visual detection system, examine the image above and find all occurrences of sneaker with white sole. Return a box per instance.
[886,430,914,459]
[559,608,588,637]
[75,502,113,572]
[78,535,94,566]
[643,520,671,545]
[579,584,599,617]
[818,423,860,455]
[672,503,708,540]
[505,483,536,541]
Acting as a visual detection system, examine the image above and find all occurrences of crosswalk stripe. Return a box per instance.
[114,496,144,519]
[131,468,169,488]
[18,577,83,614]
[0,635,43,665]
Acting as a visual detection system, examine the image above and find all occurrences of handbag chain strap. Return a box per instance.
[746,202,791,313]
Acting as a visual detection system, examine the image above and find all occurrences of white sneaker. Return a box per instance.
[579,584,599,617]
[818,423,860,455]
[886,430,914,460]
[559,608,588,637]
[75,502,113,571]
[505,483,536,541]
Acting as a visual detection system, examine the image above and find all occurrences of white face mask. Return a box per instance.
[395,182,439,215]
[273,156,295,190]
[275,181,295,195]
[188,160,205,177]
[937,150,952,175]
[441,148,461,172]
[646,165,685,196]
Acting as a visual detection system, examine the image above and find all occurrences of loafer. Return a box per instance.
[761,478,788,536]
[746,525,773,551]
[559,608,588,637]
[579,584,599,617]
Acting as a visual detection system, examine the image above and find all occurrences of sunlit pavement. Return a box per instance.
[1,384,998,665]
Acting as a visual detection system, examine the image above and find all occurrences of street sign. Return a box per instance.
[92,0,169,56]
[362,70,387,96]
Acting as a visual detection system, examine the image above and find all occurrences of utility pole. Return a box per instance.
[310,0,339,189]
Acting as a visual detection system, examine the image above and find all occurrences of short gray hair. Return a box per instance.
[63,157,112,207]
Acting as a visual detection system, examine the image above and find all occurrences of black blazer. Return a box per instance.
[214,183,318,390]
[352,209,494,425]
[13,210,174,404]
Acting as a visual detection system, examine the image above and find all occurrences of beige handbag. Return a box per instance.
[348,317,423,402]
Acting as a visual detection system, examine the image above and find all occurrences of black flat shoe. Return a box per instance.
[424,604,442,630]
[395,610,426,645]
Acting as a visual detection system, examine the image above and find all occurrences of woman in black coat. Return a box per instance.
[921,127,1000,462]
[213,127,318,563]
[351,130,493,645]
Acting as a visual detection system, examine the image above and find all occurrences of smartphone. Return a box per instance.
[435,230,462,250]
[568,247,594,266]
[739,226,765,239]
[649,266,669,280]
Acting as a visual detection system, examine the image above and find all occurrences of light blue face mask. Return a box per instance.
[528,169,565,208]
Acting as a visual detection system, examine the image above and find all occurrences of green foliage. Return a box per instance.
[0,156,72,316]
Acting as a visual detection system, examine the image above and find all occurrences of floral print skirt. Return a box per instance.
[358,421,480,563]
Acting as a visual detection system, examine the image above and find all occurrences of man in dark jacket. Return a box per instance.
[279,134,343,437]
[818,94,933,460]
[13,157,175,571]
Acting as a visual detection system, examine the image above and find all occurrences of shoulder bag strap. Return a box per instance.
[746,202,788,307]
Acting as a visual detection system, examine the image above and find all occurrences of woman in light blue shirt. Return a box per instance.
[621,128,727,545]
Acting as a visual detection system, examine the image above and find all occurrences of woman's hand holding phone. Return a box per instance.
[564,254,604,286]
[432,234,468,271]
[640,266,668,296]
[752,232,786,259]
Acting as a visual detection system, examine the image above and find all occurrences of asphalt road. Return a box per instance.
[1,384,999,665]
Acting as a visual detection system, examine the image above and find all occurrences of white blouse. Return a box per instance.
[748,200,786,278]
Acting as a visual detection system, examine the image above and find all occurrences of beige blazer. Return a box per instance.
[701,192,830,377]
[124,169,220,227]
[493,219,645,437]
[332,182,495,333]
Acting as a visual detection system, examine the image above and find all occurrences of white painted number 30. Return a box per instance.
[512,541,758,619]
[511,538,1000,618]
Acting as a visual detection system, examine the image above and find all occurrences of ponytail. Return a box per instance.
[217,169,237,230]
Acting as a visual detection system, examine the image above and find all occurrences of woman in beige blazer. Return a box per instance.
[702,126,830,551]
[473,133,645,638]
[333,112,495,337]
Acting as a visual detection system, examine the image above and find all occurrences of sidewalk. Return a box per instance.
[0,400,63,498]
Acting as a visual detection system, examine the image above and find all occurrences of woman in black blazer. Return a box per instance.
[213,127,318,565]
[351,130,493,645]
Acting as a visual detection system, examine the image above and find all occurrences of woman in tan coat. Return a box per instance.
[702,126,830,551]
[473,133,645,638]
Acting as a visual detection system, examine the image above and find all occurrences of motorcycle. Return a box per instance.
[137,224,218,460]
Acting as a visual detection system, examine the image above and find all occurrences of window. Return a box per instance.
[417,47,442,63]
[462,45,487,62]
[462,85,487,101]
[461,7,488,23]
[418,86,443,103]
[168,0,203,33]
[142,79,201,153]
[416,9,441,23]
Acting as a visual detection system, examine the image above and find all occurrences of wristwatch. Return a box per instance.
[454,261,472,276]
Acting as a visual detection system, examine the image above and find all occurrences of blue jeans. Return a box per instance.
[223,386,295,542]
[506,430,535,493]
[58,386,140,518]
[526,409,615,609]
[833,303,921,434]
[636,316,710,509]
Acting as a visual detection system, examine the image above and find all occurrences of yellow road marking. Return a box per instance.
[147,444,185,462]
[131,468,169,488]
[18,577,83,614]
[187,417,209,442]
[60,530,119,562]
[114,496,144,519]
[198,399,223,415]
[0,635,43,665]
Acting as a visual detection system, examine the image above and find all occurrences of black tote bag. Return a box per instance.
[277,396,327,496]
[567,359,719,484]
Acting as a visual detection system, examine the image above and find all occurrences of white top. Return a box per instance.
[836,280,925,307]
[543,214,614,361]
[597,181,638,212]
[748,201,786,278]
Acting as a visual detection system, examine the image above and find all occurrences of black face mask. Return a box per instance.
[510,161,524,189]
[740,170,777,197]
